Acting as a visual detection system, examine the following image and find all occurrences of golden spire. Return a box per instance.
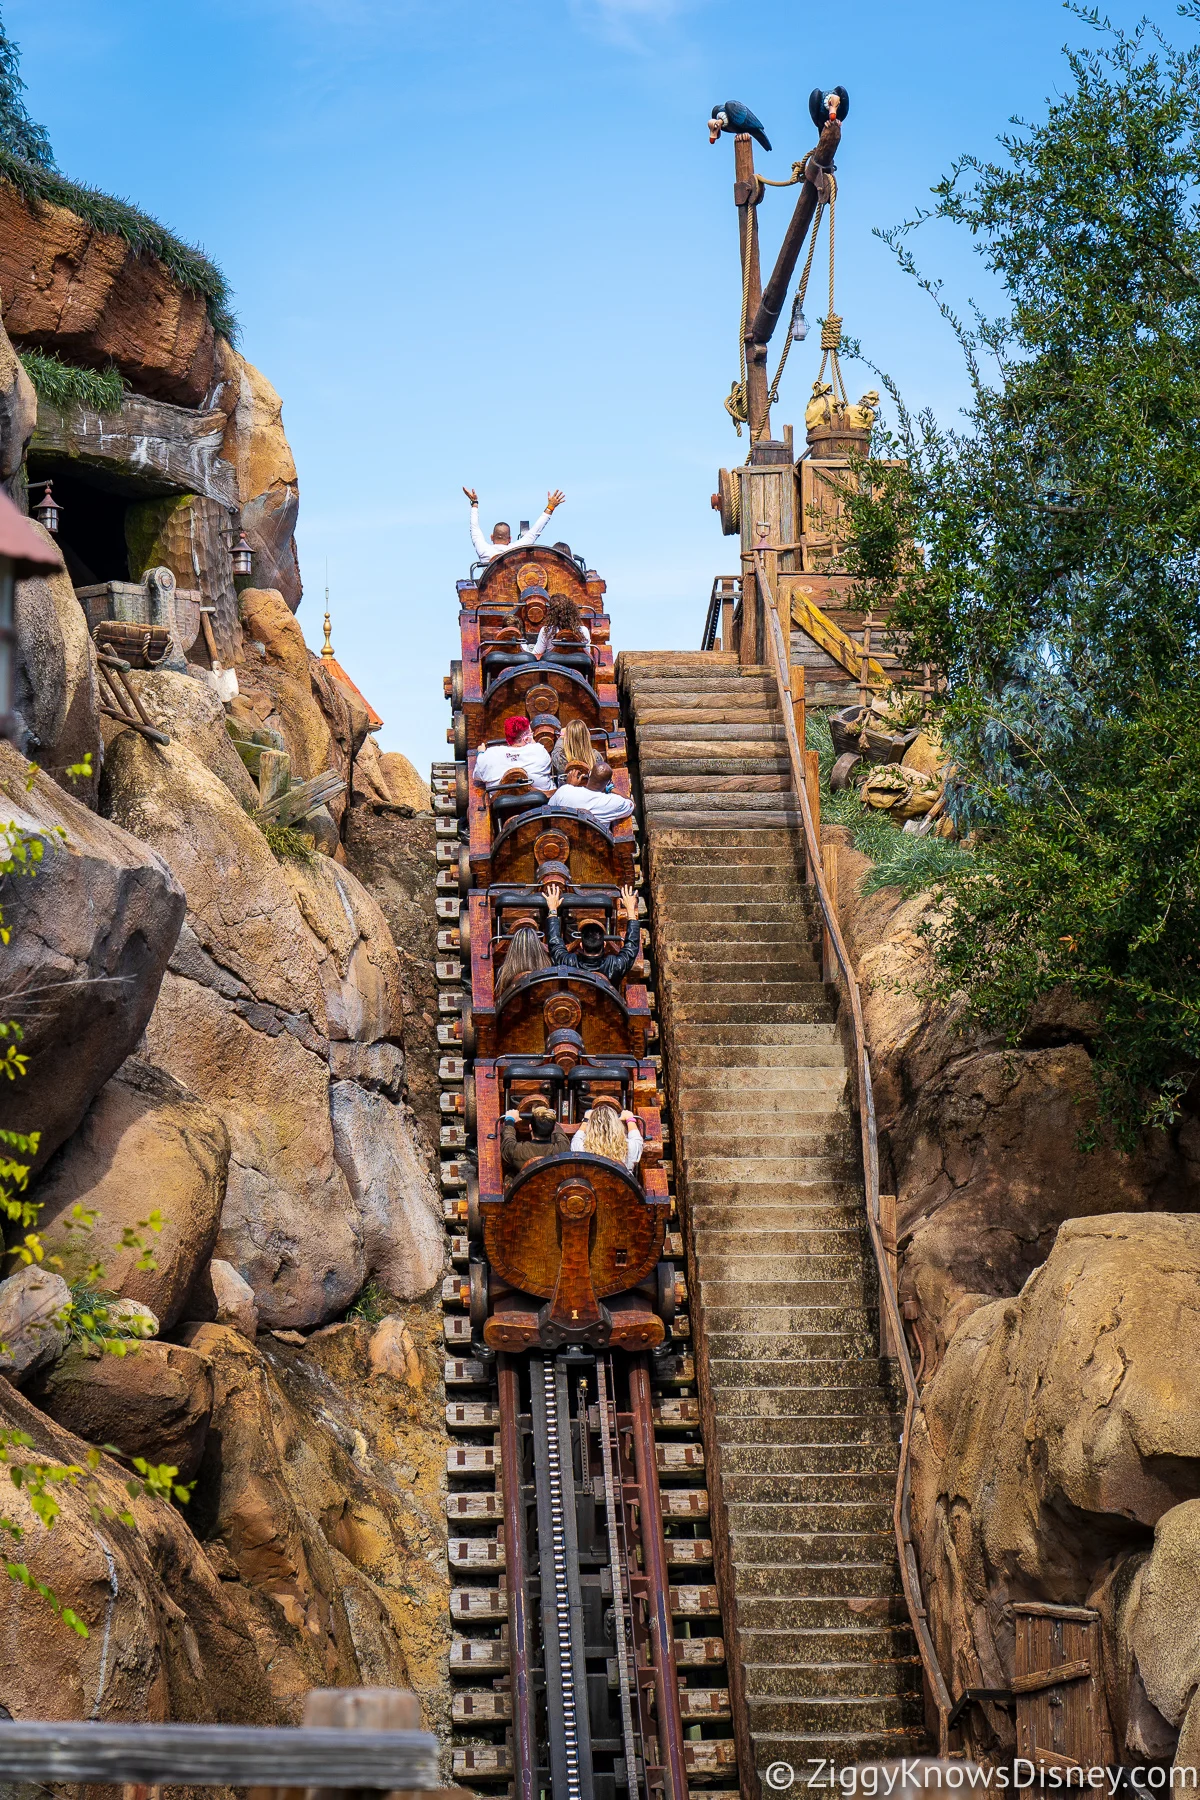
[321,567,335,657]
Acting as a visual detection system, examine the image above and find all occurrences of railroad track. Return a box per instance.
[424,544,740,1800]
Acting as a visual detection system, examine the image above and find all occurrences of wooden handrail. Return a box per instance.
[753,543,952,1754]
[0,1720,442,1787]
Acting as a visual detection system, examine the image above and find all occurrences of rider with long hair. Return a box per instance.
[570,1098,643,1172]
[534,591,592,661]
[550,718,597,785]
[494,924,551,1006]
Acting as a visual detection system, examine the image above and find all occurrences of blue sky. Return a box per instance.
[6,0,1187,768]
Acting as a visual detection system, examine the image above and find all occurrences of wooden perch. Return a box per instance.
[256,768,345,826]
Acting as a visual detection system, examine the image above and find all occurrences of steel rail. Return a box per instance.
[498,1357,537,1800]
[752,542,952,1754]
[597,1355,642,1800]
[628,1357,689,1800]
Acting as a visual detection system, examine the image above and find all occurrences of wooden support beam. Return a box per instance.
[803,746,821,882]
[822,840,839,988]
[788,584,890,686]
[749,114,843,347]
[733,135,770,444]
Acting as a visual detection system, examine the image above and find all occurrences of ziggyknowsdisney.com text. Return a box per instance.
[769,1762,1200,1793]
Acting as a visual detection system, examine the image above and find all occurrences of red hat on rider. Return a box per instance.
[504,716,531,745]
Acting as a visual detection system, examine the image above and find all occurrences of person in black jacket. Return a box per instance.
[501,1101,570,1175]
[544,883,641,986]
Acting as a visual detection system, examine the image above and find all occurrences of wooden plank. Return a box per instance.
[787,583,890,685]
[0,1722,442,1789]
[1012,1659,1091,1694]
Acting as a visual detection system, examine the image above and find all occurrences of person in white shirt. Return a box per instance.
[547,759,634,825]
[473,716,554,795]
[571,1098,643,1174]
[463,487,565,563]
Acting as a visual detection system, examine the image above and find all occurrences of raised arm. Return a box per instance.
[464,486,491,559]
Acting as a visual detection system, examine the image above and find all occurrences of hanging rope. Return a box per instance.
[812,172,849,405]
[724,191,756,437]
[765,188,826,410]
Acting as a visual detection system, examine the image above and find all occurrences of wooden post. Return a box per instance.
[739,548,760,667]
[720,591,735,653]
[733,135,771,445]
[790,657,806,753]
[822,841,839,987]
[878,1193,899,1357]
[803,746,822,884]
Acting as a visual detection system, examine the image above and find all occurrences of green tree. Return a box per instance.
[843,7,1200,1141]
[0,8,53,169]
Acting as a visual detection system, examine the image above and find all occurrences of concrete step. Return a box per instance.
[716,1444,895,1476]
[731,1531,897,1566]
[700,1282,873,1312]
[696,1254,864,1283]
[746,1693,923,1733]
[741,1626,919,1663]
[671,1005,837,1026]
[727,1501,894,1533]
[685,1155,856,1181]
[724,1475,896,1509]
[705,1331,878,1361]
[637,721,787,741]
[743,1660,922,1700]
[750,1729,927,1765]
[730,1559,904,1597]
[707,1359,890,1392]
[716,1415,897,1448]
[711,1384,891,1420]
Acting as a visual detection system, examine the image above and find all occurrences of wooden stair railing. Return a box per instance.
[753,538,953,1755]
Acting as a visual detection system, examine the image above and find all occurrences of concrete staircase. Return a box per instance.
[619,653,927,1777]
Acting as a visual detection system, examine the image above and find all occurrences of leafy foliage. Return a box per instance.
[253,814,317,864]
[0,146,237,341]
[19,350,128,416]
[0,10,53,169]
[837,9,1200,1139]
[346,1280,397,1326]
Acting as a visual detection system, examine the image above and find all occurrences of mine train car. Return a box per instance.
[438,539,734,1800]
[440,541,673,1361]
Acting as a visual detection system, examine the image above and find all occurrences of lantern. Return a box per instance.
[32,480,60,536]
[231,531,253,578]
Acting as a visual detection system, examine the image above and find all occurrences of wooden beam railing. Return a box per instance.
[0,1687,453,1792]
[752,540,952,1755]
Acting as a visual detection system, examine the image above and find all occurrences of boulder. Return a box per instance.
[29,1340,214,1479]
[367,1316,424,1388]
[328,1040,405,1099]
[12,516,102,799]
[0,742,184,1170]
[101,727,326,1030]
[0,1265,69,1382]
[0,181,220,408]
[0,1376,282,1723]
[0,313,36,484]
[282,856,403,1044]
[119,669,257,809]
[329,1084,444,1299]
[144,972,363,1329]
[32,1058,228,1330]
[345,811,442,1146]
[181,1323,446,1709]
[911,1213,1200,1758]
[236,589,339,792]
[215,346,301,610]
[378,750,432,813]
[210,1257,258,1338]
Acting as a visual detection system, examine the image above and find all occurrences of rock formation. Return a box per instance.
[828,826,1200,1767]
[0,167,448,1737]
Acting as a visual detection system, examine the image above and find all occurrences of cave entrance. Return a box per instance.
[24,454,189,591]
